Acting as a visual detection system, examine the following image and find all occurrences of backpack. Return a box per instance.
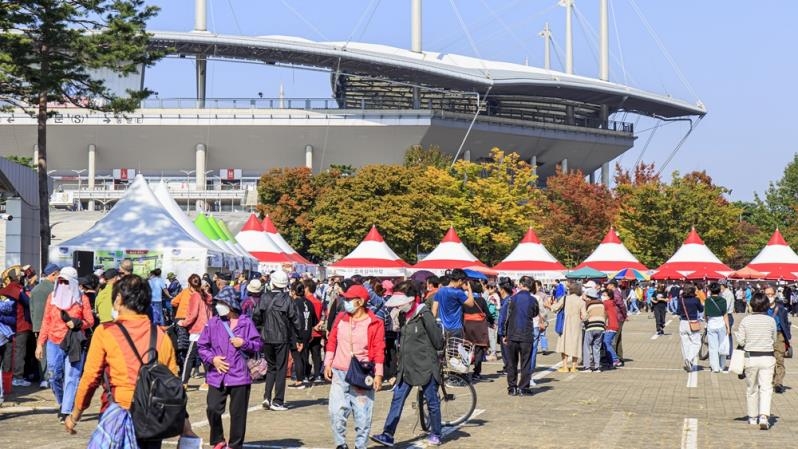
[116,322,187,441]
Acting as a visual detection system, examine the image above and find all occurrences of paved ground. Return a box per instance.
[2,312,798,448]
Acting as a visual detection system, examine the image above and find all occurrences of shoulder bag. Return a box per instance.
[554,296,566,336]
[344,319,375,390]
[680,296,702,333]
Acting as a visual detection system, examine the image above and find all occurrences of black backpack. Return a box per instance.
[116,322,187,441]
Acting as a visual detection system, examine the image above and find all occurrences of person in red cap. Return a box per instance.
[324,283,385,449]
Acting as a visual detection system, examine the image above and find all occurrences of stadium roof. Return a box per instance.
[149,31,706,119]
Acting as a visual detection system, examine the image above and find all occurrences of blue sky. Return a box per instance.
[145,1,798,201]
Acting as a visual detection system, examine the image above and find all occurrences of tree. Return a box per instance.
[257,167,340,260]
[403,144,452,169]
[614,168,743,268]
[539,167,617,267]
[3,155,35,169]
[0,1,161,268]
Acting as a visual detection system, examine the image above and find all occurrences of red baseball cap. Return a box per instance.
[342,285,369,301]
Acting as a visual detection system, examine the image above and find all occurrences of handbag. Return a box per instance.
[554,296,566,336]
[344,320,375,389]
[679,296,701,332]
[729,348,745,375]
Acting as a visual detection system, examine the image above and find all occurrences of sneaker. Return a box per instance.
[759,415,769,430]
[507,387,518,396]
[748,417,758,426]
[39,380,49,389]
[12,378,31,387]
[427,434,441,446]
[613,360,622,368]
[369,433,395,447]
[288,382,306,390]
[528,378,537,388]
[592,368,602,373]
[683,360,691,372]
[314,377,326,384]
[518,388,535,396]
[58,413,67,424]
[261,399,271,410]
[270,402,288,411]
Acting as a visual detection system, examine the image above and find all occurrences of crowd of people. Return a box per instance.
[0,262,793,448]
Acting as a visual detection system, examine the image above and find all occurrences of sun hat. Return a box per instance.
[247,279,264,294]
[384,293,413,308]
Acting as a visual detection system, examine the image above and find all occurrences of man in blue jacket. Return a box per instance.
[503,276,540,396]
[766,285,791,393]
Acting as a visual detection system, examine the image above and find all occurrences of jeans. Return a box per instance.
[488,327,498,355]
[527,328,540,376]
[329,368,374,449]
[628,300,639,313]
[679,320,701,365]
[150,301,164,326]
[46,340,84,414]
[538,328,549,352]
[603,331,619,364]
[382,378,441,438]
[706,323,727,372]
[745,355,775,418]
[583,329,603,369]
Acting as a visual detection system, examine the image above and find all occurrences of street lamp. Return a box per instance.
[72,169,86,211]
[179,170,195,213]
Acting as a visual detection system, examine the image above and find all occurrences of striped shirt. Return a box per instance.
[734,313,776,352]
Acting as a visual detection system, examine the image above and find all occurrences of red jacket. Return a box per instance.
[603,300,619,332]
[306,294,323,338]
[325,310,385,366]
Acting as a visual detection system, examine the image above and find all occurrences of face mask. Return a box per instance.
[398,302,413,313]
[343,300,358,314]
[111,309,119,321]
[768,295,776,304]
[216,304,231,317]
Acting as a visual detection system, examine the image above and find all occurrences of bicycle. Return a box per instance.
[416,336,477,431]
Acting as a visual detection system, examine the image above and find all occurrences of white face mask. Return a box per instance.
[215,303,231,317]
[398,302,413,313]
[111,309,119,321]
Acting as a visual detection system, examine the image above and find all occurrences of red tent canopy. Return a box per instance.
[651,266,686,281]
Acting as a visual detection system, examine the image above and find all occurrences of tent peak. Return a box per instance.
[261,215,279,234]
[364,226,385,242]
[520,228,541,244]
[767,229,789,246]
[442,227,462,243]
[600,228,622,244]
[241,214,263,232]
[684,228,705,245]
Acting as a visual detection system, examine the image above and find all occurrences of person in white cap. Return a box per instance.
[370,282,445,447]
[34,266,95,423]
[242,278,264,317]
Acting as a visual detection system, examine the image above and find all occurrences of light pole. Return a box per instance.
[71,169,86,211]
[179,170,195,213]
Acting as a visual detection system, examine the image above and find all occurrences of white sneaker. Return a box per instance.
[39,380,49,389]
[528,379,537,388]
[12,378,31,387]
[748,417,758,426]
[270,402,288,411]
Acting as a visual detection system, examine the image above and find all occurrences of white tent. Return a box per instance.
[328,225,409,277]
[49,175,223,280]
[152,182,236,269]
[235,214,296,273]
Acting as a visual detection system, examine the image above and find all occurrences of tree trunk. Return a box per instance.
[37,89,49,270]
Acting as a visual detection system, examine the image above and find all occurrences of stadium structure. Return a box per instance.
[0,0,705,213]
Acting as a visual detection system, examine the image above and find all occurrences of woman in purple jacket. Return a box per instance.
[199,286,263,449]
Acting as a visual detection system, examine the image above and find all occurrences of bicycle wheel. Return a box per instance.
[698,331,709,361]
[418,372,477,430]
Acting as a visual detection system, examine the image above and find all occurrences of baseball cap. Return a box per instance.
[103,268,120,280]
[215,271,232,281]
[584,288,599,299]
[584,280,597,289]
[43,263,60,276]
[342,284,369,301]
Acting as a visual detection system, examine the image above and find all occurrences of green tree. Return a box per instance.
[3,155,35,169]
[0,1,161,267]
[257,166,341,261]
[403,144,452,169]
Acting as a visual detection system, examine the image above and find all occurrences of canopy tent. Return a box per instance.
[152,182,234,269]
[194,213,243,270]
[612,268,650,281]
[410,227,487,275]
[262,215,313,265]
[565,266,608,280]
[683,266,724,281]
[328,225,409,277]
[208,215,257,269]
[745,229,798,281]
[729,266,767,280]
[575,227,647,272]
[493,227,566,280]
[655,228,733,277]
[49,175,221,281]
[235,214,296,273]
[650,266,686,281]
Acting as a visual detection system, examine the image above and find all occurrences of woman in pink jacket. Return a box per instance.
[178,273,211,386]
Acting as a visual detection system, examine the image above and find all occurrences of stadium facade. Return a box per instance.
[0,0,705,212]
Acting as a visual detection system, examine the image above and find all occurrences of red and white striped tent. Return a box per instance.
[328,225,409,277]
[235,214,295,272]
[410,227,487,275]
[493,227,566,280]
[655,228,733,278]
[745,229,798,281]
[575,227,647,272]
[261,215,313,265]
